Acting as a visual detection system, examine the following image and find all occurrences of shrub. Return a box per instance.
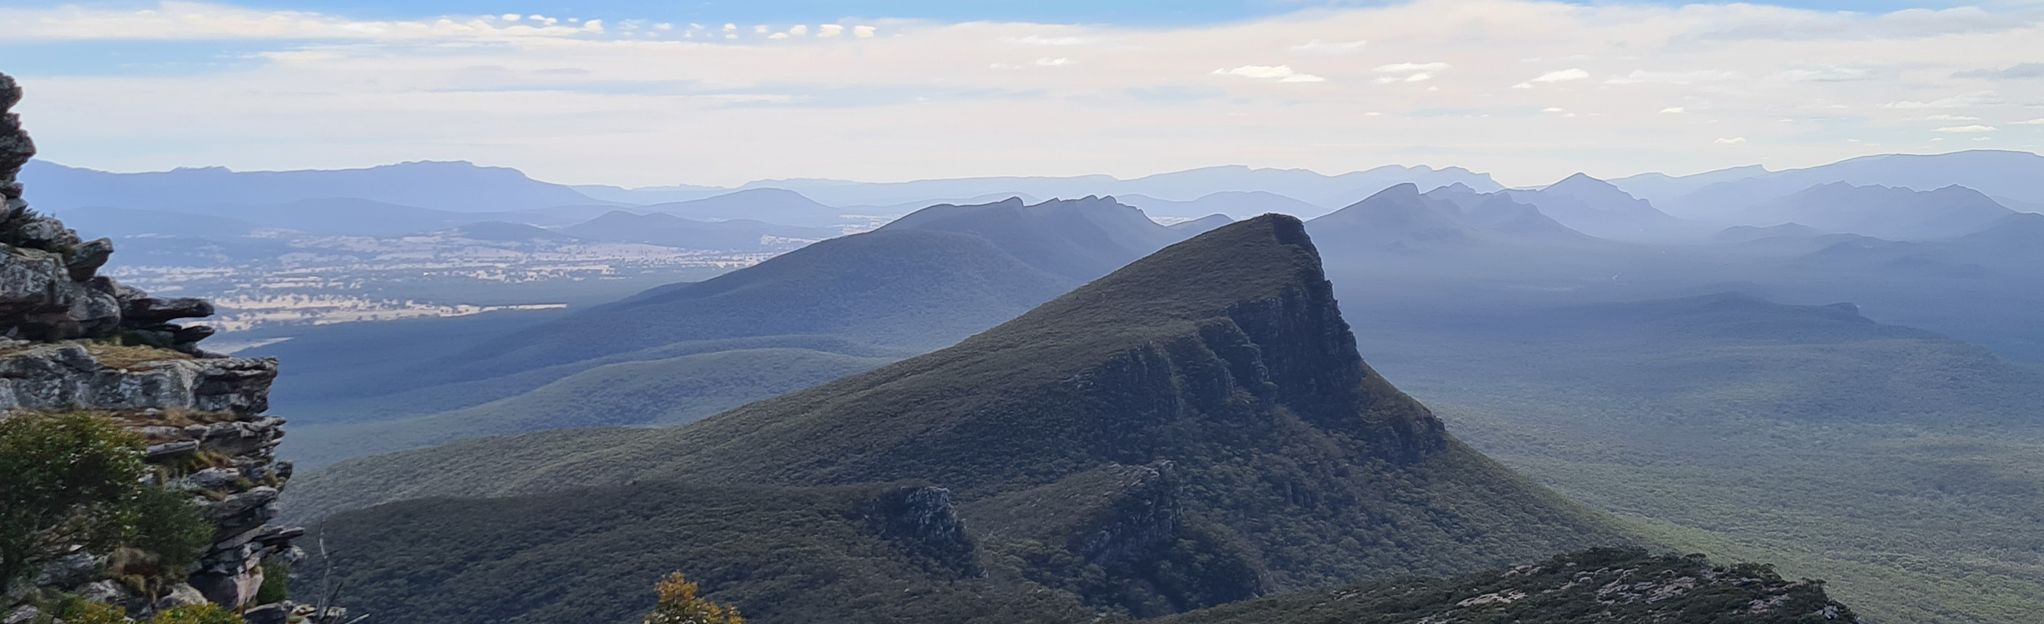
[150,604,244,624]
[255,559,290,605]
[0,413,149,596]
[127,488,215,580]
[643,572,744,624]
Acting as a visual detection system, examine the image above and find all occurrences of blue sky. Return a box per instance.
[3,0,2041,186]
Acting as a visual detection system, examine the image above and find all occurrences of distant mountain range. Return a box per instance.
[20,160,600,213]
[27,150,2042,244]
[1617,150,2044,219]
[1506,173,1693,241]
[1308,183,1598,254]
[1736,183,2015,241]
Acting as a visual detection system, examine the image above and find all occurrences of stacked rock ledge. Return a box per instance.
[0,72,336,623]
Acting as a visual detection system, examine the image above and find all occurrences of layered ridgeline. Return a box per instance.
[281,195,1217,466]
[289,215,1677,622]
[0,73,334,623]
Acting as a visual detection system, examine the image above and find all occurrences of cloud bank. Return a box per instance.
[3,0,2041,186]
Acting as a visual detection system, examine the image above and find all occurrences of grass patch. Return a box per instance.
[84,342,192,370]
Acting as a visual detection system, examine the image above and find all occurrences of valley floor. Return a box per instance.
[1423,388,2044,623]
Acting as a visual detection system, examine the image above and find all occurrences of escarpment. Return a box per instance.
[0,72,332,624]
[295,215,1632,623]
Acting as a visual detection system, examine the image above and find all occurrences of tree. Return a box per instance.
[643,572,744,624]
[0,413,150,596]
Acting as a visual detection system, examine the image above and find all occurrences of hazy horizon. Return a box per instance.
[27,148,2037,192]
[6,0,2043,187]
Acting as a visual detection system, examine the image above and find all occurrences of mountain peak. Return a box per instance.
[1366,182,1424,202]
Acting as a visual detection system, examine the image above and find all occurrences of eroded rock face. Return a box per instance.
[866,486,981,577]
[0,71,316,621]
[0,342,277,414]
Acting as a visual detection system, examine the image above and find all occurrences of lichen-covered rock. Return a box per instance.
[0,343,277,414]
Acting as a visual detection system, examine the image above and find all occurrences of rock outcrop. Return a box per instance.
[0,72,332,623]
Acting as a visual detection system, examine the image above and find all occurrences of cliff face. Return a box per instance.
[0,72,321,624]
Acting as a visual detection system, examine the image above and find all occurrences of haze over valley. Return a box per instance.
[4,2,2043,624]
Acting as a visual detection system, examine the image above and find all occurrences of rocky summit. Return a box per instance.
[0,72,330,624]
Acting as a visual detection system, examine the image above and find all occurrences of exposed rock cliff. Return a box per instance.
[0,72,327,624]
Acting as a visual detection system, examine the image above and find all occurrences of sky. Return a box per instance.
[3,0,2043,187]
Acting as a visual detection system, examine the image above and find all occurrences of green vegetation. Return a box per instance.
[284,347,893,468]
[0,413,150,595]
[299,482,1094,624]
[0,412,216,608]
[116,487,216,583]
[1162,548,1856,624]
[147,604,245,624]
[643,572,745,624]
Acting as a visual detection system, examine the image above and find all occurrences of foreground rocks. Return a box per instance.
[0,71,333,622]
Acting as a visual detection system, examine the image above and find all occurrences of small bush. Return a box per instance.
[150,604,244,624]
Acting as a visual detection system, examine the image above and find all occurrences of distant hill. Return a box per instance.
[1715,222,1821,243]
[1609,164,1772,205]
[569,182,728,205]
[639,188,843,226]
[19,159,601,213]
[732,164,1502,207]
[878,195,1186,281]
[1309,183,1596,253]
[1118,191,1324,220]
[1659,150,2044,219]
[560,210,838,250]
[1508,173,1693,241]
[276,196,1204,465]
[291,216,1629,618]
[1168,214,1234,234]
[1737,183,2014,240]
[52,206,258,238]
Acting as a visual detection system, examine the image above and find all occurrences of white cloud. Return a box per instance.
[1006,35,1085,46]
[2015,119,2044,126]
[500,14,521,22]
[1936,125,1998,133]
[1290,39,1366,53]
[1528,68,1591,83]
[1716,137,1749,144]
[1605,69,1742,85]
[1035,57,1071,67]
[1214,65,1326,83]
[1543,107,1567,113]
[1921,114,1980,121]
[1375,62,1451,73]
[1882,92,2001,109]
[789,25,809,37]
[1660,107,1686,114]
[4,0,2042,187]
